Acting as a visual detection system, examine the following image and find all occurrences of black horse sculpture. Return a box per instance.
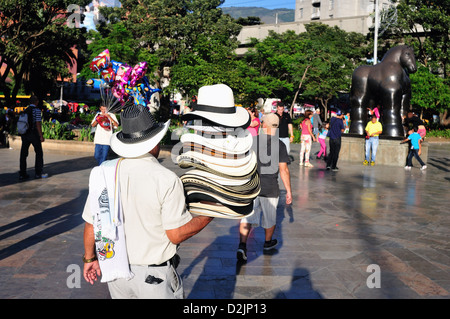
[349,45,417,137]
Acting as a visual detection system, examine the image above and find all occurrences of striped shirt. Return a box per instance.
[29,104,42,123]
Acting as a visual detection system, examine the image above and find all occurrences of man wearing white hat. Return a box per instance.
[81,105,213,299]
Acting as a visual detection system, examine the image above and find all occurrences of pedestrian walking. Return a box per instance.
[326,110,345,171]
[237,113,292,262]
[311,108,323,136]
[82,105,214,298]
[401,127,427,170]
[363,115,383,166]
[275,101,294,160]
[299,110,316,167]
[317,122,329,160]
[19,95,48,180]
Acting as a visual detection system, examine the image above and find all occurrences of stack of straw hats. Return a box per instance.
[177,84,260,219]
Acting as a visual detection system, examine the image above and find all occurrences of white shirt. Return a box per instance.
[82,153,192,265]
[91,112,118,145]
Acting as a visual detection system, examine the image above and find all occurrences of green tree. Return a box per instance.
[235,16,262,26]
[0,0,90,104]
[389,0,450,78]
[238,24,366,116]
[297,24,367,118]
[410,66,450,124]
[237,31,300,105]
[106,0,242,118]
[79,22,158,82]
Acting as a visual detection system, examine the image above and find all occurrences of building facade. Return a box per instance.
[295,0,393,23]
[237,0,395,47]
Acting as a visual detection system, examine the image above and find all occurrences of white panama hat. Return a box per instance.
[182,84,250,128]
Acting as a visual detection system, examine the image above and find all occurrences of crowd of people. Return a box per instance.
[243,103,428,171]
[4,90,430,299]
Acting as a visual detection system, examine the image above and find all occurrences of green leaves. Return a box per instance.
[0,0,91,103]
[410,66,450,113]
[391,0,449,78]
[238,24,366,108]
[42,120,75,140]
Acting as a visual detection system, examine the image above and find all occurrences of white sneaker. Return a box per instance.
[404,166,411,170]
[420,165,427,170]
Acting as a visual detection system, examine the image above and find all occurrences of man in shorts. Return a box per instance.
[237,113,292,261]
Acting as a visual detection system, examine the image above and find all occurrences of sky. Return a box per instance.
[220,0,296,10]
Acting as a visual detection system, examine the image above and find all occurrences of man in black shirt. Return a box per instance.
[275,102,294,160]
[402,111,423,132]
[19,96,47,180]
[237,113,292,261]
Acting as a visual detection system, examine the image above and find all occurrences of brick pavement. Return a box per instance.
[0,141,449,299]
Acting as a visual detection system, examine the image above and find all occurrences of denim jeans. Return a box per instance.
[406,149,425,167]
[365,137,379,162]
[94,144,110,165]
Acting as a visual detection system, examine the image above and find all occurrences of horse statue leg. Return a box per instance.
[349,67,370,135]
[400,87,412,136]
[349,95,368,135]
[380,87,404,137]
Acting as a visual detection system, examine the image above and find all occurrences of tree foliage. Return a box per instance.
[0,0,90,104]
[389,0,450,78]
[410,66,450,114]
[106,0,242,97]
[238,24,367,113]
[79,22,158,82]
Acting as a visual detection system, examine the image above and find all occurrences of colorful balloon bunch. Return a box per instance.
[86,49,161,108]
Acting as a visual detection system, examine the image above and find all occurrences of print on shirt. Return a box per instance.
[94,188,116,261]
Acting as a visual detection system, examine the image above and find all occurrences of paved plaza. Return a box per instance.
[0,140,449,299]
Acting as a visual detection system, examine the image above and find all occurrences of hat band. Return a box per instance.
[121,124,158,140]
[195,104,236,114]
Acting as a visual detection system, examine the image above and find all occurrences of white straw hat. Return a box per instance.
[182,84,250,128]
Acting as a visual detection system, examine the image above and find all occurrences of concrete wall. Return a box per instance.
[237,15,371,45]
[7,135,173,158]
[340,135,429,167]
[8,135,95,155]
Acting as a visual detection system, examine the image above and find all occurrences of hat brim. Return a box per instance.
[177,159,257,179]
[177,150,257,177]
[180,129,253,154]
[179,150,252,168]
[182,106,250,128]
[110,120,170,158]
[181,169,260,195]
[182,169,251,186]
[188,201,255,219]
